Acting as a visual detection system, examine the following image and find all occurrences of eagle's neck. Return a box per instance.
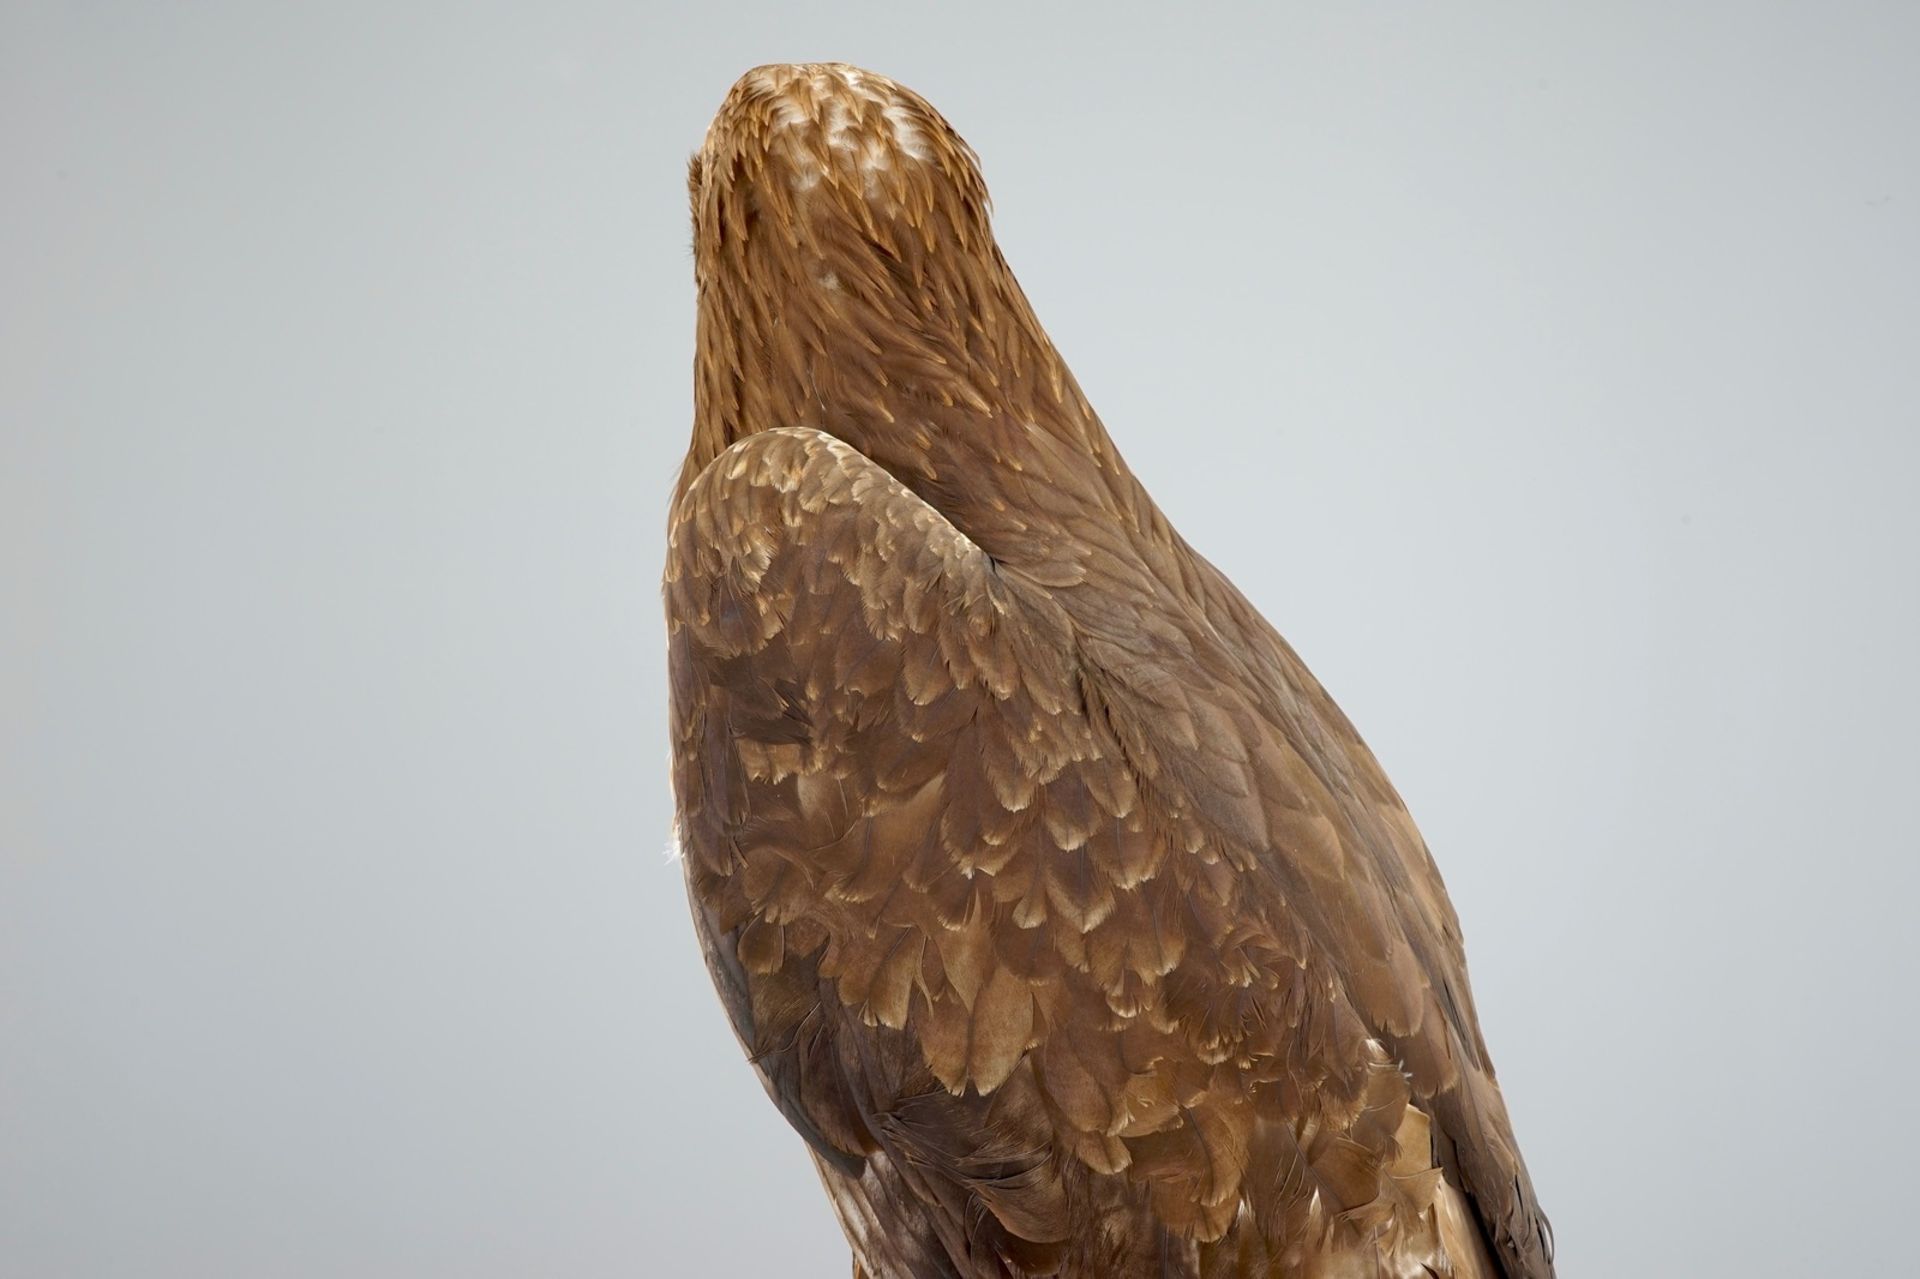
[682,232,1121,502]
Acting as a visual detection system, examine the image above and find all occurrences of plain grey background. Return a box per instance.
[5,3,1916,1275]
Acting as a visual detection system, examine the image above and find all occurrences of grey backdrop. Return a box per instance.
[6,3,1917,1276]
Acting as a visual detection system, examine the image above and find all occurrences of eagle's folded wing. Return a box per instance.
[667,426,1550,1277]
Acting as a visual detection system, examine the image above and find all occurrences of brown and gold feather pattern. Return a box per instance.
[667,64,1553,1278]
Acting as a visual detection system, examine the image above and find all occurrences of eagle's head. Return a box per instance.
[688,62,992,283]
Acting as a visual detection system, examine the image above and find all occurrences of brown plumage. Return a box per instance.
[666,64,1554,1278]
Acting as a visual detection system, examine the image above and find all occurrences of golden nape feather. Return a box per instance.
[665,63,1553,1278]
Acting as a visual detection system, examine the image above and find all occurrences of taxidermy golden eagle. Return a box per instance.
[666,63,1554,1278]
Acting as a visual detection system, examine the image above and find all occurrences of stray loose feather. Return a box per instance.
[666,63,1553,1278]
